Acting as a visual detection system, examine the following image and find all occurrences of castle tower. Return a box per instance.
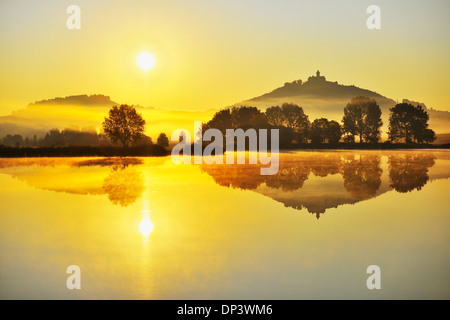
[308,70,326,83]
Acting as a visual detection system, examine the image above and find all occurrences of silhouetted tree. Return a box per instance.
[41,129,65,147]
[2,134,23,147]
[364,101,383,143]
[310,118,342,144]
[32,134,38,147]
[230,106,265,128]
[203,108,233,133]
[39,128,102,147]
[388,103,436,143]
[310,118,329,144]
[102,105,146,147]
[342,103,363,143]
[342,97,382,143]
[133,134,153,146]
[265,106,285,127]
[326,120,342,144]
[157,132,169,147]
[179,130,187,143]
[280,103,309,143]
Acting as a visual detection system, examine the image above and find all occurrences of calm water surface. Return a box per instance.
[0,150,449,299]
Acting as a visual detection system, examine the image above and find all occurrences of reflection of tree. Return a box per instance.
[388,154,435,193]
[201,152,438,217]
[310,154,342,177]
[102,164,144,207]
[201,164,265,190]
[76,157,143,167]
[341,155,383,200]
[265,165,310,191]
[201,154,345,193]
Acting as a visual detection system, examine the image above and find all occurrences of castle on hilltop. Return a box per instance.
[307,70,326,83]
[282,70,334,88]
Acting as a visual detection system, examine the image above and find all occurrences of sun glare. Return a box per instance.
[137,51,156,72]
[139,215,154,239]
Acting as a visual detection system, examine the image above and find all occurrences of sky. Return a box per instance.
[0,0,449,115]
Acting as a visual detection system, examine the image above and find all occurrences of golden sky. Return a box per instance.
[0,0,449,115]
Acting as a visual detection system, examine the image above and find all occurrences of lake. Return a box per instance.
[0,150,449,299]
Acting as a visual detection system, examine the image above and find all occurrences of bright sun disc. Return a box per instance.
[137,51,156,72]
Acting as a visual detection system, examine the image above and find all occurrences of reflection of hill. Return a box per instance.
[201,152,445,218]
[0,152,447,217]
[0,157,167,207]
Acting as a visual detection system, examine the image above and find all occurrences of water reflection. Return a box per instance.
[201,152,439,218]
[388,154,436,193]
[0,152,443,216]
[342,154,382,200]
[102,164,144,207]
[139,214,154,239]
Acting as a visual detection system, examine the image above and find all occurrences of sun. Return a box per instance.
[136,51,156,72]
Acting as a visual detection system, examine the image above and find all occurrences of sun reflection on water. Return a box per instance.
[139,214,154,239]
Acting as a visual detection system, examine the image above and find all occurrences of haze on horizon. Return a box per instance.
[0,0,449,115]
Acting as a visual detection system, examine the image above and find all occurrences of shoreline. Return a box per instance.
[0,143,449,158]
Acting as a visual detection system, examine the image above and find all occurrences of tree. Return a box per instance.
[364,101,383,143]
[102,105,146,147]
[41,129,65,147]
[342,103,363,143]
[265,106,285,127]
[326,120,342,144]
[2,134,23,147]
[309,118,342,144]
[230,106,265,128]
[280,103,309,143]
[157,132,169,147]
[309,118,329,144]
[32,134,38,147]
[342,97,382,143]
[388,103,436,143]
[203,108,233,133]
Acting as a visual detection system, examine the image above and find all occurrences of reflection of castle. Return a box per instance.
[307,70,326,83]
[201,153,437,219]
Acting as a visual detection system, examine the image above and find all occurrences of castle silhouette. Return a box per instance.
[307,70,326,83]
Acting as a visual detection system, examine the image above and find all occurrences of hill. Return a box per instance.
[236,71,450,139]
[1,72,449,143]
[0,94,216,141]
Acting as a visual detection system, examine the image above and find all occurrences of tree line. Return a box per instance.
[0,99,437,151]
[203,96,436,146]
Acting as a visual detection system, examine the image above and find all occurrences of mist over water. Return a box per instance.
[0,150,449,299]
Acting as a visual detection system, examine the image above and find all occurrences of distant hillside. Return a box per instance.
[236,71,450,138]
[1,72,449,142]
[1,95,119,139]
[251,71,386,101]
[30,94,118,106]
[0,94,216,140]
